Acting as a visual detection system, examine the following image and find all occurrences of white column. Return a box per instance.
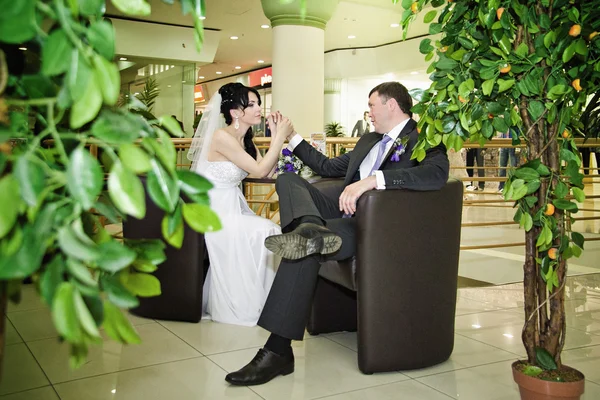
[324,78,342,128]
[271,25,324,138]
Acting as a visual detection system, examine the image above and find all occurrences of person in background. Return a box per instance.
[351,111,371,137]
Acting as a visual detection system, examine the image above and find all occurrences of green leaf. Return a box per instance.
[159,115,185,137]
[419,38,434,54]
[572,187,585,203]
[515,43,529,58]
[14,156,45,207]
[66,259,97,287]
[436,56,458,71]
[514,167,540,181]
[182,203,221,233]
[0,175,21,239]
[0,0,37,44]
[121,272,161,297]
[68,53,92,103]
[102,302,142,344]
[523,365,543,377]
[111,0,151,15]
[562,42,577,63]
[40,256,66,306]
[536,224,552,247]
[94,55,121,106]
[52,282,83,343]
[571,245,582,258]
[482,78,495,96]
[527,100,545,121]
[571,232,584,249]
[87,20,115,60]
[58,225,101,262]
[177,170,213,196]
[520,213,533,231]
[79,0,104,15]
[108,163,146,219]
[147,160,180,213]
[555,181,569,199]
[526,180,540,195]
[535,347,558,371]
[73,288,101,338]
[553,199,578,212]
[42,29,74,76]
[67,146,103,210]
[458,79,475,98]
[100,276,139,309]
[133,260,158,273]
[497,79,515,93]
[92,111,143,144]
[547,85,567,101]
[70,71,103,129]
[127,239,166,265]
[119,144,152,174]
[423,10,437,23]
[536,164,550,176]
[97,240,137,273]
[162,210,184,249]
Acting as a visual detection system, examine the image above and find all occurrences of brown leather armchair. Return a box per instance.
[307,178,463,374]
[122,187,208,323]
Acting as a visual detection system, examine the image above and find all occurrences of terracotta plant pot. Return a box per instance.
[512,361,585,400]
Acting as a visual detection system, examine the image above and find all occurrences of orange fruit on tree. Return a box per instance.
[499,64,511,73]
[411,2,418,13]
[548,248,558,260]
[572,78,582,91]
[544,204,555,216]
[589,31,599,40]
[458,95,468,103]
[562,129,570,139]
[440,46,448,52]
[496,7,504,20]
[569,24,581,37]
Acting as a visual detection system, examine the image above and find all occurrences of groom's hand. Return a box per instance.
[339,176,377,215]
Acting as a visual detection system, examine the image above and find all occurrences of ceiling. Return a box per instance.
[106,0,431,84]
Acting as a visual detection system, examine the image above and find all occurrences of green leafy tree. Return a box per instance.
[136,77,160,112]
[0,0,211,372]
[399,0,599,372]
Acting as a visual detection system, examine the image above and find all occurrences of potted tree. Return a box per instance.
[399,0,598,398]
[0,0,217,378]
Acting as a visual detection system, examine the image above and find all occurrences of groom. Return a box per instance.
[225,81,450,386]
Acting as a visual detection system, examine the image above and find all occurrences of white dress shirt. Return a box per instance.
[287,118,409,190]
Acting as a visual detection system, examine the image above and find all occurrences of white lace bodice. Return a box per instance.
[201,161,248,188]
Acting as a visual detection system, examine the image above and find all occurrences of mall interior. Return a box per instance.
[1,0,600,399]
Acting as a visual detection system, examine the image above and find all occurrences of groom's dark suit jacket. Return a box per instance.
[293,119,449,191]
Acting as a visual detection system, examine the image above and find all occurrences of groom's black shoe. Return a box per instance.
[225,348,294,386]
[264,223,342,260]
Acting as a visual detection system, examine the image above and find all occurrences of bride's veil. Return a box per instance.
[188,92,226,173]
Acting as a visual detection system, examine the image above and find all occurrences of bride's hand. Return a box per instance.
[276,117,294,141]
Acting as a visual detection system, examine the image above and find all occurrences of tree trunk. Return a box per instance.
[0,282,7,382]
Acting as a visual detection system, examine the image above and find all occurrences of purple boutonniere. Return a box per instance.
[390,135,410,162]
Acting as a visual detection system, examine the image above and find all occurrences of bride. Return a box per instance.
[188,82,293,326]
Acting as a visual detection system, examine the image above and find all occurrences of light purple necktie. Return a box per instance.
[342,134,392,218]
[368,134,392,177]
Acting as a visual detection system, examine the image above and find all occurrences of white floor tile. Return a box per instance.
[0,387,59,400]
[326,332,357,352]
[54,357,261,400]
[416,360,520,400]
[6,286,46,313]
[0,344,50,396]
[4,319,22,345]
[562,345,600,384]
[27,323,201,384]
[455,295,502,315]
[157,319,271,355]
[403,335,517,378]
[314,379,453,399]
[7,308,56,342]
[208,338,408,400]
[583,380,600,400]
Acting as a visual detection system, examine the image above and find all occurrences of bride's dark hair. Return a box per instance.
[218,82,261,160]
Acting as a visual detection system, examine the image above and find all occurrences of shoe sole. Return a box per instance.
[225,364,295,386]
[265,232,342,260]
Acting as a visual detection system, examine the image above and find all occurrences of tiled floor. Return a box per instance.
[1,180,599,399]
[2,276,600,400]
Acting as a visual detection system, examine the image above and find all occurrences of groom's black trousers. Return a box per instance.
[257,173,356,340]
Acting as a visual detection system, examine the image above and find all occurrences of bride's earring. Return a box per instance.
[234,116,240,130]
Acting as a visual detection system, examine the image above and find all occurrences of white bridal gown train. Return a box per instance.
[195,160,281,326]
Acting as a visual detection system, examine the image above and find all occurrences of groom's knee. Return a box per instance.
[275,172,303,192]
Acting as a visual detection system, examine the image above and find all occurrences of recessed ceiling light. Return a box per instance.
[167,85,172,88]
[230,36,239,40]
[390,23,400,28]
[257,60,264,63]
[18,47,27,51]
[216,71,222,74]
[410,71,419,75]
[199,16,206,20]
[171,65,175,68]
[348,35,356,39]
[182,80,186,83]
[261,24,270,29]
[235,66,241,69]
[198,76,205,79]
[119,57,127,61]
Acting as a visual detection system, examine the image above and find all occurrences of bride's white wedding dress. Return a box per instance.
[195,160,281,326]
